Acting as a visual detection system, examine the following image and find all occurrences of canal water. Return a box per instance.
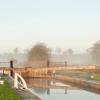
[25,78,100,100]
[39,89,100,100]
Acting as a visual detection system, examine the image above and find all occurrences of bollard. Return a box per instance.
[65,61,67,67]
[10,60,14,77]
[47,60,50,67]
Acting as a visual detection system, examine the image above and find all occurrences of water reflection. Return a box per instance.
[24,78,100,100]
[25,78,71,95]
[33,87,47,95]
[25,78,75,88]
[42,90,100,100]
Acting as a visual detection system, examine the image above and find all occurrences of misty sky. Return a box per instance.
[0,0,100,53]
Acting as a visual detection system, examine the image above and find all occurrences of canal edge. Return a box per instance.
[4,76,42,100]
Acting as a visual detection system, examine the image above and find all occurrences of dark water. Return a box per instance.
[25,78,100,100]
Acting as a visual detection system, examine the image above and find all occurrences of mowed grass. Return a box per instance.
[56,70,100,81]
[91,73,100,81]
[0,78,22,100]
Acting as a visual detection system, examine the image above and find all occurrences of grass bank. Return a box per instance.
[56,70,100,81]
[0,77,22,100]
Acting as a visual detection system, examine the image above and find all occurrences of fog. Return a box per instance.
[0,49,95,67]
[0,40,100,67]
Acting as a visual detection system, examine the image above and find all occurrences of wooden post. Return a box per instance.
[65,88,67,94]
[3,67,4,76]
[10,60,14,77]
[47,60,51,75]
[65,61,67,67]
[47,89,50,95]
[47,60,50,67]
[47,80,50,94]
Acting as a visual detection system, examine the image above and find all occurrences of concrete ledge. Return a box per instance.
[4,76,41,100]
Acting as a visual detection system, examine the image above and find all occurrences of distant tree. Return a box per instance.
[55,48,62,55]
[67,48,74,55]
[28,43,49,61]
[48,48,52,55]
[91,41,100,65]
[24,49,29,55]
[13,48,19,54]
[86,47,92,54]
[63,48,74,56]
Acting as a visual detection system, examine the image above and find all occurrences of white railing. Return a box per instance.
[14,73,28,89]
[11,72,42,100]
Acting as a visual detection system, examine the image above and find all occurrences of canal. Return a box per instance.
[25,78,100,100]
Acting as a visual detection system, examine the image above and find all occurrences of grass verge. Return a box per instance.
[0,77,22,100]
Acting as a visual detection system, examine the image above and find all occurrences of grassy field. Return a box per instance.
[0,77,22,100]
[90,73,100,81]
[56,70,100,81]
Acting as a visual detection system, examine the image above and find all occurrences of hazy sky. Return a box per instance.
[0,0,100,53]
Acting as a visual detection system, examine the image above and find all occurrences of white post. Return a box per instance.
[14,73,18,88]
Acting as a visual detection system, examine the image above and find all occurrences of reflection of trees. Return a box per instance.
[25,78,51,88]
[25,78,51,94]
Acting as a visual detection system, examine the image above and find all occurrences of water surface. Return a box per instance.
[25,78,100,100]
